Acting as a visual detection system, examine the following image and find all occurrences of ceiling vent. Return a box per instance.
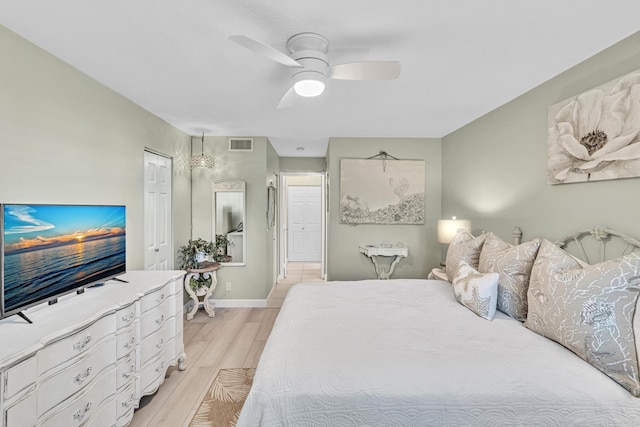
[229,138,253,152]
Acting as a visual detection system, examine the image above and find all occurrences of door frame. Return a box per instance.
[279,172,326,280]
[143,148,174,270]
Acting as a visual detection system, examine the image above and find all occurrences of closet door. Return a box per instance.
[288,186,321,262]
[144,150,173,270]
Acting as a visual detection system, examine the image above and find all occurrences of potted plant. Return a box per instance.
[213,234,232,262]
[178,238,214,290]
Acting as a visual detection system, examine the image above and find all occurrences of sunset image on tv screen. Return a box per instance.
[3,204,126,313]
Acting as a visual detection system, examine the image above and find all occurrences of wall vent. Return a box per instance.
[229,138,253,152]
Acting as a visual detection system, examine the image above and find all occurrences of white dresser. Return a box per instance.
[0,270,185,427]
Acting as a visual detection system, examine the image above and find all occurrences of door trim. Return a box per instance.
[279,172,326,279]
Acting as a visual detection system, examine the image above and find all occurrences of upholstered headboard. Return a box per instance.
[553,225,640,264]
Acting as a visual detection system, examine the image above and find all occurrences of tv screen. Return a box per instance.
[1,204,126,320]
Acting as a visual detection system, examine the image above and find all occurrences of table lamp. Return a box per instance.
[437,216,471,244]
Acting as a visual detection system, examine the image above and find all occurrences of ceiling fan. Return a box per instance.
[228,32,401,109]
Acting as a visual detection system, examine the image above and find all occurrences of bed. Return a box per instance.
[237,227,640,426]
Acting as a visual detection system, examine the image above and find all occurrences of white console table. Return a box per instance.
[0,270,186,427]
[359,245,409,279]
[184,262,221,320]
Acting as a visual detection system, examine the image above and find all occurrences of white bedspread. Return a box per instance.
[237,280,640,426]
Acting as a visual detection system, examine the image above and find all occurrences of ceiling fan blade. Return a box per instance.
[330,61,401,80]
[228,35,302,68]
[277,86,298,110]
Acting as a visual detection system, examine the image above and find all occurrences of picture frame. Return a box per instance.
[339,158,425,225]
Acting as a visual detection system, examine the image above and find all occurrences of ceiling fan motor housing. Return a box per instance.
[287,33,330,96]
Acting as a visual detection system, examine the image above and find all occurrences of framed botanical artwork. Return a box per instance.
[339,158,425,225]
[547,69,640,184]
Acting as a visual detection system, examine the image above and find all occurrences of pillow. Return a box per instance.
[445,229,487,282]
[525,239,640,396]
[478,233,541,321]
[452,260,499,320]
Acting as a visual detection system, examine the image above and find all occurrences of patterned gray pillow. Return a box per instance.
[452,261,499,320]
[478,233,541,322]
[525,239,640,396]
[445,229,486,282]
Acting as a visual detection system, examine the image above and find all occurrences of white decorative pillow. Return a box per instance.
[452,261,499,321]
[445,229,486,282]
[478,233,541,322]
[526,239,640,396]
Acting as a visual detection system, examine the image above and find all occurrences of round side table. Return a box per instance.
[184,261,221,320]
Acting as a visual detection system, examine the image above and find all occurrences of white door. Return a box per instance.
[144,151,172,270]
[288,186,321,262]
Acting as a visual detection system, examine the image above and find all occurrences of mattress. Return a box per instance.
[237,280,640,426]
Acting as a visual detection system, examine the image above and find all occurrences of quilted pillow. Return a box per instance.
[445,229,486,282]
[526,239,640,396]
[478,233,541,321]
[452,261,499,320]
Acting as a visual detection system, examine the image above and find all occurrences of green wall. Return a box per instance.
[279,157,325,172]
[442,31,640,244]
[190,136,277,300]
[326,137,442,280]
[0,24,192,270]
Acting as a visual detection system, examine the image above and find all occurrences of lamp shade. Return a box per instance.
[437,217,471,244]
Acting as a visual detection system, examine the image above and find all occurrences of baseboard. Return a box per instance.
[212,299,268,308]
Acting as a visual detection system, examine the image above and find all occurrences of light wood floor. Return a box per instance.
[129,262,324,427]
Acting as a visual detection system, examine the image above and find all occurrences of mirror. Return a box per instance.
[212,180,246,266]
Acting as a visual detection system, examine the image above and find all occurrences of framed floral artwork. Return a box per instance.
[547,69,640,184]
[339,158,425,224]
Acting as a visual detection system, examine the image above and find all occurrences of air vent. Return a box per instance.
[229,138,253,152]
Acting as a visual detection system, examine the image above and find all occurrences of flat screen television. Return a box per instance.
[0,204,126,323]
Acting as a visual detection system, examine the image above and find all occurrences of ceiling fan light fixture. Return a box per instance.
[293,71,326,97]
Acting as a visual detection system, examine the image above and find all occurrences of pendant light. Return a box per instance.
[190,133,215,169]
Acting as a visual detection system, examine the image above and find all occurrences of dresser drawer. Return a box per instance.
[115,325,137,360]
[139,340,175,394]
[140,282,175,314]
[84,396,117,427]
[116,303,137,331]
[140,295,175,339]
[140,317,175,365]
[38,314,115,376]
[116,354,135,391]
[37,336,115,418]
[3,356,37,402]
[115,381,136,420]
[4,391,36,427]
[38,366,116,427]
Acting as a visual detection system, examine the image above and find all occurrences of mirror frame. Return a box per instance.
[212,179,246,267]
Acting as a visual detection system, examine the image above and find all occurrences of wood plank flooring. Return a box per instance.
[128,262,323,427]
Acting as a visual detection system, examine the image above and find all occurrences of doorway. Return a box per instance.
[143,150,173,270]
[287,185,322,262]
[279,173,326,280]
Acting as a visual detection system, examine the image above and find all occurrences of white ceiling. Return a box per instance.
[1,1,639,157]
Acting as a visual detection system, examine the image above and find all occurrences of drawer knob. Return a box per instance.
[156,293,165,303]
[73,335,92,351]
[72,401,92,422]
[124,336,136,349]
[121,311,135,324]
[155,314,165,325]
[73,367,93,385]
[156,338,165,349]
[155,361,165,373]
[121,393,135,408]
[122,364,135,379]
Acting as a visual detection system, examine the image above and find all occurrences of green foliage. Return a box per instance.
[177,238,214,270]
[212,234,231,262]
